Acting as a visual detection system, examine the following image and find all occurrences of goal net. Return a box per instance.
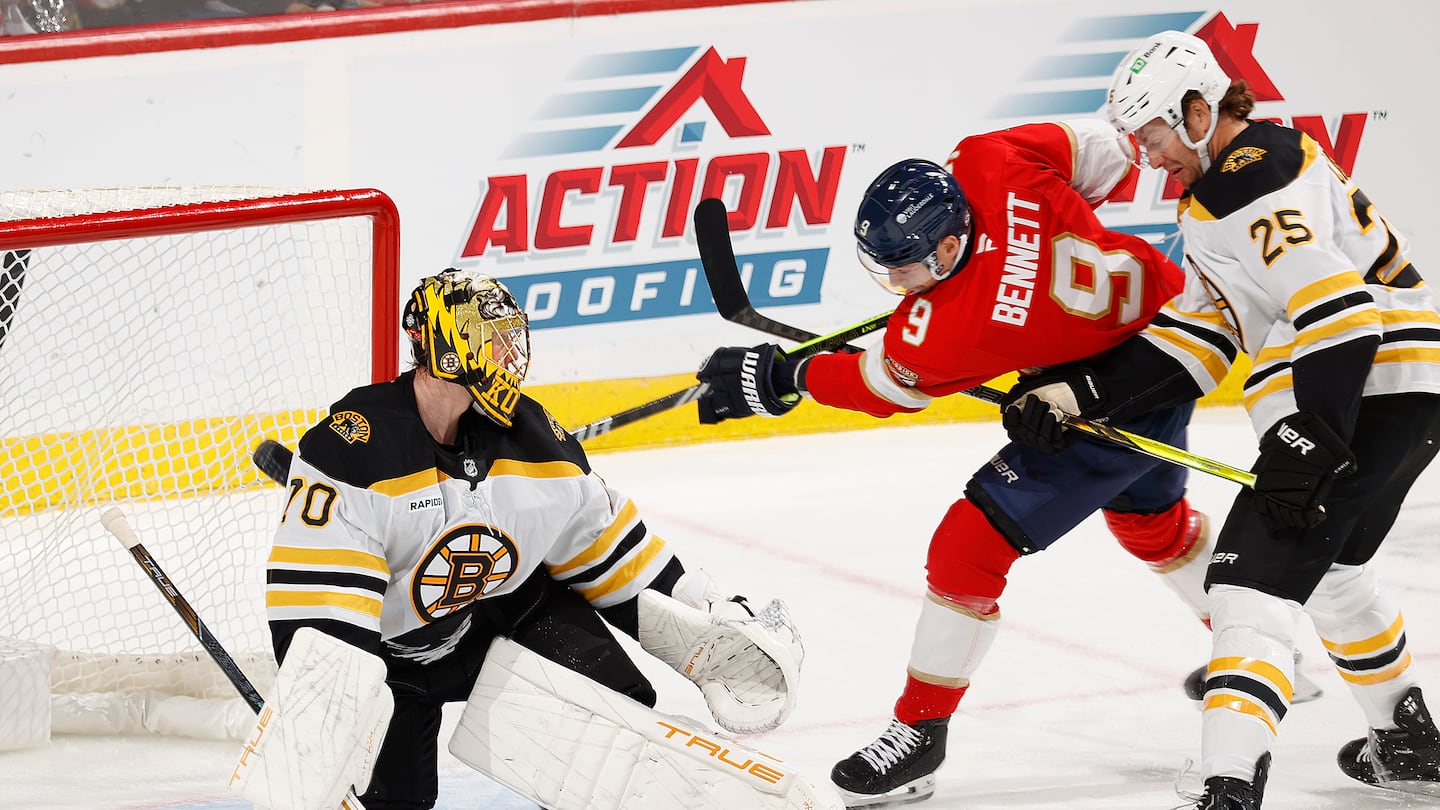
[0,186,399,744]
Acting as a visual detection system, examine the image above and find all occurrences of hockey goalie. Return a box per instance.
[227,268,835,810]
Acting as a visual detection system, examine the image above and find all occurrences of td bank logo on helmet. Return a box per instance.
[456,47,850,328]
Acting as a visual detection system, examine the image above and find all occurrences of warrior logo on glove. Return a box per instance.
[696,343,803,424]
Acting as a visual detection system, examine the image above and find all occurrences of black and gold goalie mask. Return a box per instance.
[404,269,530,427]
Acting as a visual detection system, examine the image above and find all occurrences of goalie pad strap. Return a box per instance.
[229,627,393,810]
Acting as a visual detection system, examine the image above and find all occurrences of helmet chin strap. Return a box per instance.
[1176,102,1221,173]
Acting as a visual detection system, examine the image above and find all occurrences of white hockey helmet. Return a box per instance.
[1107,31,1231,170]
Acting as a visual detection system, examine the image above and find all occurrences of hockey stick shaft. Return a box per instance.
[251,308,895,477]
[101,507,367,810]
[566,308,891,441]
[935,385,1257,487]
[101,507,265,712]
[692,198,1256,488]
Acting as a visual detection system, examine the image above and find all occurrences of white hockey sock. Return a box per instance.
[1202,585,1300,782]
[906,587,1000,690]
[1305,563,1417,729]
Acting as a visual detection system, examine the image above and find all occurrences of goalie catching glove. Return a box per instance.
[696,343,803,424]
[639,571,803,734]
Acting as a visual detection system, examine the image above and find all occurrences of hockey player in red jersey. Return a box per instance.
[695,120,1222,807]
[248,269,819,810]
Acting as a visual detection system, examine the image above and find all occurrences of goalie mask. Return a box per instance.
[404,269,530,428]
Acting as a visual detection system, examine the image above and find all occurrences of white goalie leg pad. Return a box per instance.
[449,636,842,810]
[229,628,392,810]
[637,571,803,734]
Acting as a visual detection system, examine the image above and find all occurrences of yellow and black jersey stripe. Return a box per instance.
[297,370,588,491]
[1132,120,1440,434]
[265,371,677,664]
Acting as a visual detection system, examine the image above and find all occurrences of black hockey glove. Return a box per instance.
[696,343,801,424]
[998,366,1105,455]
[1252,412,1357,530]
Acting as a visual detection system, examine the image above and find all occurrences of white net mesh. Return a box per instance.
[0,186,396,739]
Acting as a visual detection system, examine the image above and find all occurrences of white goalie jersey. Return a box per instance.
[1134,121,1440,434]
[264,370,676,663]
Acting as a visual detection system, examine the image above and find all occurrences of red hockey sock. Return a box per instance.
[895,675,969,725]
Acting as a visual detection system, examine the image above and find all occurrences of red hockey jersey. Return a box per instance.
[805,120,1185,417]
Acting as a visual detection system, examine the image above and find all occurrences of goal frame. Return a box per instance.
[0,187,403,740]
[0,187,401,383]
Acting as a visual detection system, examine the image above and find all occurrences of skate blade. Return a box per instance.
[1291,670,1323,704]
[837,774,936,808]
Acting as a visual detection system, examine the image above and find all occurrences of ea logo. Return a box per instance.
[412,524,518,622]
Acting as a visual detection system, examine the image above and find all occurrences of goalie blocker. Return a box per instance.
[451,636,840,809]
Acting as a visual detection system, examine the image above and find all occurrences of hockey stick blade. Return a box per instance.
[694,197,865,354]
[691,202,1255,487]
[253,438,293,486]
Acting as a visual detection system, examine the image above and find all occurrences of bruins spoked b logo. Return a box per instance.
[411,523,519,622]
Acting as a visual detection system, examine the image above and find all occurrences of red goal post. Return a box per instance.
[0,186,399,744]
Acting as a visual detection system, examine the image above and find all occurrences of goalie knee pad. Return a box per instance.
[638,571,803,735]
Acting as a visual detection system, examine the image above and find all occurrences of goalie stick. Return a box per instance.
[99,508,366,810]
[251,309,895,482]
[691,197,1258,489]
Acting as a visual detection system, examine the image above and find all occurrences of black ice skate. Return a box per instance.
[1186,753,1269,810]
[830,717,948,807]
[1337,686,1440,795]
[1184,653,1322,704]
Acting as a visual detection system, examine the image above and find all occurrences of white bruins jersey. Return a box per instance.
[1139,121,1440,433]
[265,371,674,662]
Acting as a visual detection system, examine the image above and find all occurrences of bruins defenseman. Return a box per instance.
[1006,30,1440,809]
[234,269,820,810]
